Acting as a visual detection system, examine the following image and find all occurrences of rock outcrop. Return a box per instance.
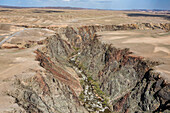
[1,43,19,49]
[9,23,170,113]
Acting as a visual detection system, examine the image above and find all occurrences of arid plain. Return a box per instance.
[0,8,170,113]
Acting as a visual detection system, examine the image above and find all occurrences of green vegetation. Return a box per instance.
[102,98,109,107]
[77,62,87,70]
[80,79,85,86]
[87,76,93,81]
[93,81,105,97]
[87,76,110,107]
[87,76,105,97]
[78,62,84,69]
[79,92,85,102]
[70,47,80,57]
[73,47,80,51]
[71,52,76,56]
[76,60,109,110]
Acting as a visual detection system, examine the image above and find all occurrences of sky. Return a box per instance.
[0,0,170,10]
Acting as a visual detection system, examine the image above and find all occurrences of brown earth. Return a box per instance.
[0,8,170,113]
[0,8,169,27]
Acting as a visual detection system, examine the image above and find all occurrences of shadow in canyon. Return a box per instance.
[127,13,170,20]
[33,10,64,13]
[0,10,12,12]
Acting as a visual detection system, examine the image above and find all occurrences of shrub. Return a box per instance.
[79,92,85,102]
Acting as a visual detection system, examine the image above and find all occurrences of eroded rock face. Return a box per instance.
[10,23,170,113]
[122,70,170,113]
[10,71,87,113]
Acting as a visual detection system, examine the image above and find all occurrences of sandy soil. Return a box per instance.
[0,8,169,26]
[0,47,44,112]
[0,28,55,112]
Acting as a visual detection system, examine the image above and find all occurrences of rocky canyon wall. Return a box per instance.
[10,23,170,113]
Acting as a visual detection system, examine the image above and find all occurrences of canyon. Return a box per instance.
[0,8,170,113]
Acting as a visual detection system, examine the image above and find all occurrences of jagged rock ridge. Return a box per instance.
[10,23,170,113]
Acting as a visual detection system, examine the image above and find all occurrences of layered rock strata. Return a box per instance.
[9,23,170,113]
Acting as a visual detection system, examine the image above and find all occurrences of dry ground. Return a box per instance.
[0,8,169,26]
[0,8,170,112]
[0,27,55,112]
[0,46,44,112]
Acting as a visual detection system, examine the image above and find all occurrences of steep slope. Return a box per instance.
[8,23,170,113]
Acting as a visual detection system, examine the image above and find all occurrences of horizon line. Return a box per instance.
[0,5,170,11]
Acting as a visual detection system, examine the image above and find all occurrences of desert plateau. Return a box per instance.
[0,5,170,113]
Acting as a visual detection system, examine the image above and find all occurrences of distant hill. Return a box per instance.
[124,9,170,12]
[0,5,169,12]
[0,5,88,10]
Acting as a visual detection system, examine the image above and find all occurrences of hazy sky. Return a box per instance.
[0,0,170,10]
